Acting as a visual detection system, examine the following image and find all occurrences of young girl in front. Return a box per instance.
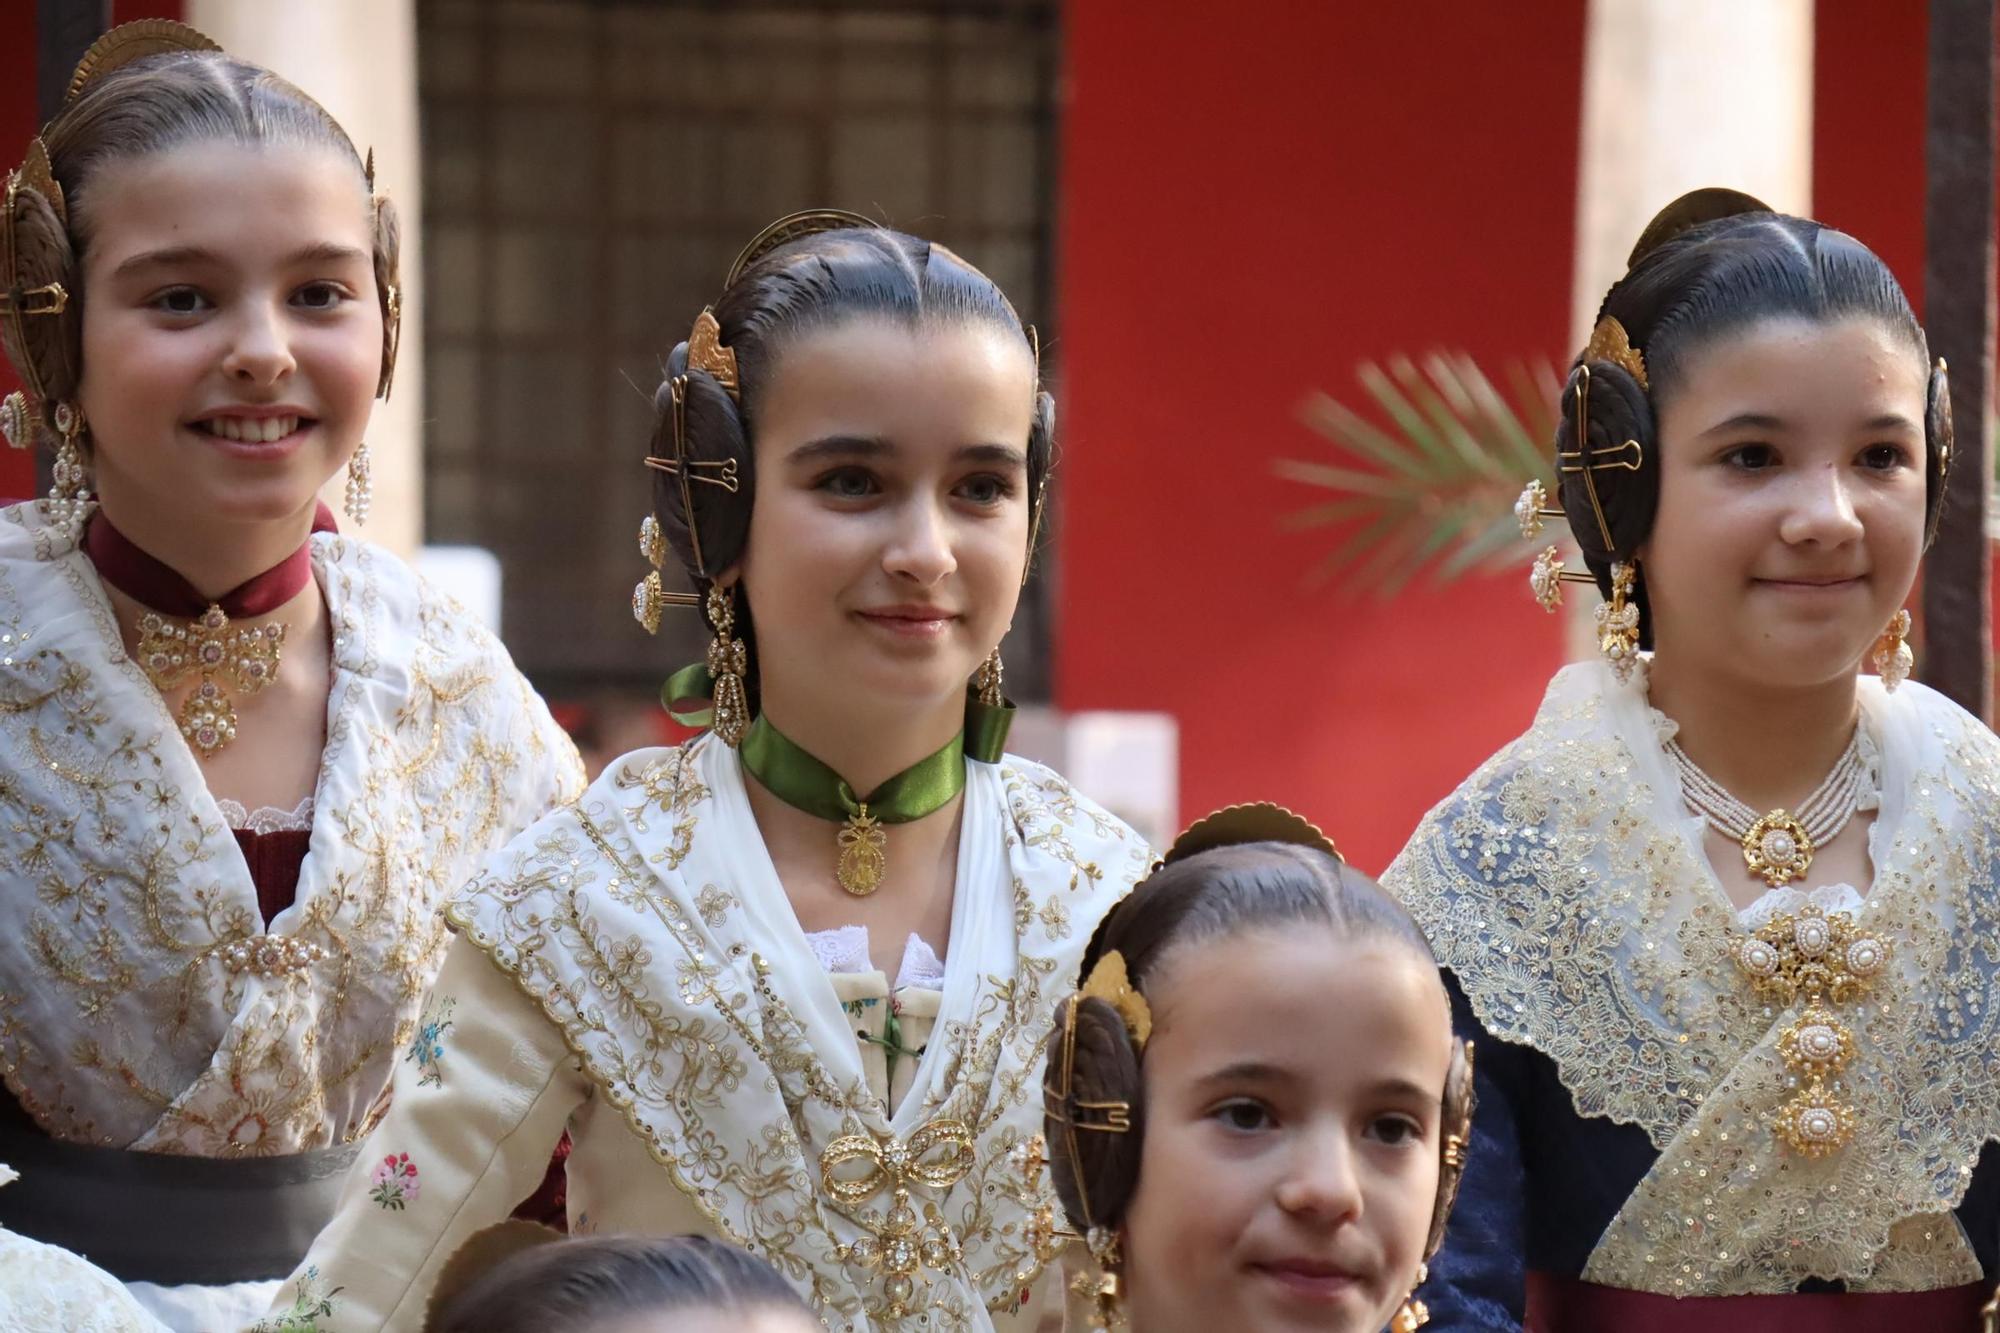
[0,21,583,1330]
[1044,803,1475,1333]
[260,210,1153,1331]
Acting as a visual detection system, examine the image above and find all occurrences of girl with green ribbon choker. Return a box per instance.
[266,212,1155,1333]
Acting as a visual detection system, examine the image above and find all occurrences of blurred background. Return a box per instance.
[2,0,1980,866]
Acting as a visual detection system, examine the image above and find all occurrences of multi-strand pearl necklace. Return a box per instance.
[1666,732,1866,888]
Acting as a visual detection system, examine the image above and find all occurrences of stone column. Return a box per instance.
[1562,0,1814,653]
[188,0,424,556]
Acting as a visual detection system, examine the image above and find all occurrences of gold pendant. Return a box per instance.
[1772,1002,1858,1156]
[837,802,888,897]
[1733,907,1888,1157]
[136,604,286,757]
[822,1119,974,1319]
[1741,809,1813,887]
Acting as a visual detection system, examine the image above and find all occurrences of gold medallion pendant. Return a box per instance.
[136,605,286,757]
[1741,809,1814,888]
[1733,905,1888,1156]
[837,803,888,897]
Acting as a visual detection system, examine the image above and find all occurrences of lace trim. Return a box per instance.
[804,924,946,991]
[214,794,315,835]
[1387,665,2000,1294]
[1736,881,1866,930]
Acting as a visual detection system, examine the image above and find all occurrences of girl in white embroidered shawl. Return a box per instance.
[264,213,1151,1332]
[1387,189,2000,1330]
[0,22,583,1332]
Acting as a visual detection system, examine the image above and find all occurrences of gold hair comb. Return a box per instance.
[66,19,221,103]
[1080,951,1152,1050]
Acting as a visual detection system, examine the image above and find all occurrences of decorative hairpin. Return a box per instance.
[1160,801,1340,868]
[1514,478,1562,540]
[1527,545,1601,613]
[65,19,220,102]
[723,207,876,288]
[684,309,739,396]
[1080,951,1152,1050]
[1581,315,1649,390]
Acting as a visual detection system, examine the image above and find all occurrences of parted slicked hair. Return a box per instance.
[2,46,399,437]
[429,1233,815,1333]
[1558,209,1947,645]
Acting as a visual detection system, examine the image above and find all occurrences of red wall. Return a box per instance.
[1813,0,1929,302]
[1053,2,1583,869]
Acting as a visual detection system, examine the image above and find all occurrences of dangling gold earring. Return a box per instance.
[974,648,1004,707]
[1070,1229,1123,1332]
[46,400,91,529]
[706,584,749,747]
[344,441,372,525]
[1391,1261,1431,1332]
[1872,608,1913,692]
[1596,560,1640,683]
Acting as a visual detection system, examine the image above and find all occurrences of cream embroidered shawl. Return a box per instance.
[0,500,584,1157]
[1387,660,2000,1295]
[447,734,1152,1330]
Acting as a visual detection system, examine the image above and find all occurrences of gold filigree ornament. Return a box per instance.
[0,391,29,449]
[820,1118,976,1320]
[836,802,888,897]
[1595,560,1641,683]
[1582,314,1650,390]
[1080,950,1153,1049]
[1733,905,1889,1155]
[631,514,671,635]
[1514,478,1559,539]
[136,606,286,757]
[1529,545,1566,611]
[1741,810,1814,888]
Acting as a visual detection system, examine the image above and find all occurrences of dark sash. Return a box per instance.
[0,1093,358,1285]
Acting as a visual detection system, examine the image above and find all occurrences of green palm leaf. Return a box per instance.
[1279,352,1563,597]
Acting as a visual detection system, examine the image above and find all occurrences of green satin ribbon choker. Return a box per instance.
[660,660,1014,896]
[740,717,964,897]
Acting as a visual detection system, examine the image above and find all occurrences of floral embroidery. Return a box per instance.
[368,1152,420,1210]
[0,507,585,1157]
[448,741,1153,1329]
[250,1264,341,1331]
[404,995,457,1088]
[695,883,737,929]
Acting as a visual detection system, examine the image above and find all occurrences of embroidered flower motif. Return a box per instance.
[250,1264,342,1331]
[695,884,737,928]
[404,995,457,1088]
[369,1152,420,1210]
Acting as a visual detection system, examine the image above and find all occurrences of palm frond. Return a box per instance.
[1278,352,1563,598]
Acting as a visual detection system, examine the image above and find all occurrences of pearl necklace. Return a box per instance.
[1666,732,1866,888]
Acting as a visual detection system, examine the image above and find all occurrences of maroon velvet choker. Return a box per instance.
[84,504,337,757]
[84,502,337,619]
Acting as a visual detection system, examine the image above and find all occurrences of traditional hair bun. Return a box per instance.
[1553,353,1657,608]
[647,337,754,588]
[1,180,79,420]
[1042,993,1144,1233]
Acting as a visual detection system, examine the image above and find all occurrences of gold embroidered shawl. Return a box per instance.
[446,735,1151,1330]
[1386,661,2000,1294]
[0,500,584,1156]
